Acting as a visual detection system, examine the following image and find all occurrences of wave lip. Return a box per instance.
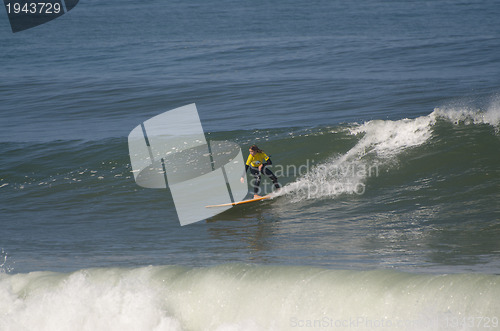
[280,102,500,203]
[431,101,500,131]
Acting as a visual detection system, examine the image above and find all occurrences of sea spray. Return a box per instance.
[281,114,434,202]
[432,100,500,132]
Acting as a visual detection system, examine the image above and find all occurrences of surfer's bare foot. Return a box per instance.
[253,194,262,199]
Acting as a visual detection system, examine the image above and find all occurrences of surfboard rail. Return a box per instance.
[205,195,271,208]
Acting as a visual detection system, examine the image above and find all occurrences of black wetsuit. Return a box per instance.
[244,158,280,195]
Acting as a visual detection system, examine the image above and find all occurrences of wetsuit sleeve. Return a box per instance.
[263,154,272,166]
[243,154,251,176]
[245,154,252,166]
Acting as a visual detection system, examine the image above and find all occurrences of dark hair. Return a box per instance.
[250,145,263,153]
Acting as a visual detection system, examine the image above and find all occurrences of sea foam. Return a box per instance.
[0,265,499,331]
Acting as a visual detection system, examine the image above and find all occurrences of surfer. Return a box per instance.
[241,145,280,198]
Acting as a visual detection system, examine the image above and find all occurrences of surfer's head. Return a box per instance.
[249,145,263,154]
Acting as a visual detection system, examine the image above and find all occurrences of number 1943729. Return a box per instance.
[6,2,62,14]
[445,316,499,329]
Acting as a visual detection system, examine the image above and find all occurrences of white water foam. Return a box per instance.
[432,98,500,132]
[0,249,14,274]
[0,265,499,331]
[0,268,182,331]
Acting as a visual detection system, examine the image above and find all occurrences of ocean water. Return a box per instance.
[1,0,500,330]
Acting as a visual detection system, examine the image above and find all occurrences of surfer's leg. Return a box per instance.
[263,167,280,189]
[250,168,261,194]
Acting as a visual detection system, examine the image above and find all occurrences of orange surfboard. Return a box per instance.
[205,195,271,208]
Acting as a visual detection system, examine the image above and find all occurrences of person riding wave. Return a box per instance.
[241,145,280,198]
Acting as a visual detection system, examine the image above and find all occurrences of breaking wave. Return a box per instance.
[1,264,499,331]
[280,104,500,202]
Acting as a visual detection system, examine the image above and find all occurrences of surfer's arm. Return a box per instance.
[259,157,272,171]
[241,164,249,183]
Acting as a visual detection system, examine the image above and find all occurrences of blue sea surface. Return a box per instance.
[1,1,499,330]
